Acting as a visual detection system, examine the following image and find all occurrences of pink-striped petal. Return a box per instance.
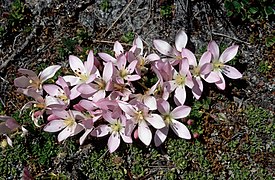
[133,36,143,55]
[44,120,66,132]
[179,58,190,75]
[204,71,221,83]
[103,62,113,82]
[125,75,141,81]
[146,53,160,62]
[174,86,186,105]
[171,105,191,119]
[118,102,136,116]
[138,121,152,146]
[79,128,93,145]
[215,71,226,90]
[85,50,94,73]
[91,125,110,137]
[222,65,242,79]
[219,45,239,63]
[127,60,138,73]
[39,65,61,82]
[175,30,188,52]
[114,41,124,57]
[69,55,86,74]
[146,114,165,129]
[63,75,81,86]
[108,132,121,153]
[14,76,30,88]
[199,51,212,66]
[153,40,173,56]
[98,53,117,63]
[157,99,170,115]
[170,119,191,139]
[77,84,97,95]
[154,126,169,147]
[181,48,197,66]
[143,96,157,110]
[208,41,219,60]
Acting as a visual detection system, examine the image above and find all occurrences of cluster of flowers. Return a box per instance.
[5,30,242,152]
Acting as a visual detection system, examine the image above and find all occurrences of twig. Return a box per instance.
[0,27,37,72]
[102,0,135,37]
[92,39,132,47]
[12,33,22,51]
[212,31,250,45]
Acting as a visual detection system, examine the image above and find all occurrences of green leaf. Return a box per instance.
[265,6,274,16]
[249,7,258,14]
[265,36,275,47]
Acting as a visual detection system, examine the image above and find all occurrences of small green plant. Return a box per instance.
[100,0,110,12]
[120,31,134,43]
[8,0,25,26]
[224,0,275,23]
[258,61,272,73]
[265,35,275,47]
[160,5,173,18]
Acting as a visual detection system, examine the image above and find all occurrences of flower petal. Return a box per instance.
[98,53,117,63]
[69,55,86,74]
[77,84,97,95]
[153,40,173,56]
[146,53,160,62]
[133,36,143,55]
[118,102,136,116]
[175,30,188,52]
[171,119,191,139]
[44,120,66,132]
[157,99,170,115]
[154,127,169,147]
[203,71,221,83]
[219,45,239,63]
[138,121,152,146]
[171,105,191,119]
[207,41,219,60]
[103,62,113,82]
[215,71,226,90]
[79,128,93,145]
[114,41,124,57]
[85,50,94,74]
[199,51,212,66]
[14,76,30,88]
[222,65,242,79]
[174,86,186,105]
[143,96,157,110]
[125,75,141,81]
[39,65,61,82]
[146,114,165,129]
[91,125,110,137]
[63,75,81,86]
[108,132,121,153]
[181,48,197,66]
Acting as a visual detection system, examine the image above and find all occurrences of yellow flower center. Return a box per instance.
[192,66,201,77]
[135,111,145,122]
[213,61,224,71]
[64,118,75,127]
[33,103,45,109]
[119,68,128,78]
[164,114,172,125]
[95,79,106,90]
[175,74,185,85]
[29,79,41,89]
[111,121,122,132]
[74,69,88,82]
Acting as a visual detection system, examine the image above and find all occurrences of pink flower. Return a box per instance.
[62,51,97,99]
[92,112,132,153]
[164,60,193,105]
[98,41,124,64]
[184,50,213,99]
[206,41,242,90]
[77,62,114,102]
[43,110,84,142]
[131,36,160,74]
[14,65,61,94]
[153,30,188,64]
[154,99,191,147]
[114,54,141,84]
[118,101,165,146]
